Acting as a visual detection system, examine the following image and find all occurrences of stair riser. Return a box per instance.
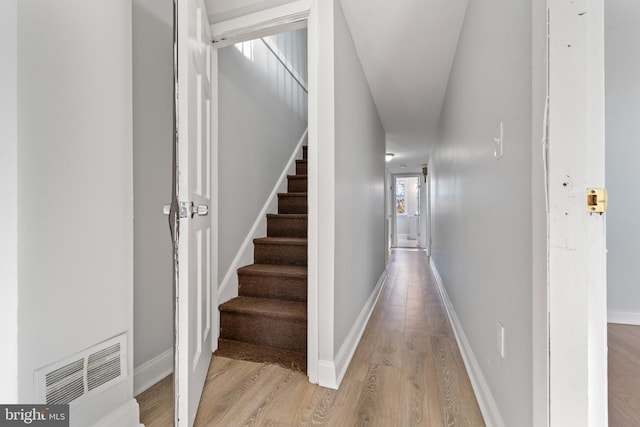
[238,274,307,302]
[278,196,307,214]
[287,177,307,193]
[254,243,307,266]
[220,313,307,352]
[302,146,307,160]
[296,161,307,175]
[267,217,307,238]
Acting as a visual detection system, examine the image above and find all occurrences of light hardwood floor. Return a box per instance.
[137,249,485,426]
[609,323,640,427]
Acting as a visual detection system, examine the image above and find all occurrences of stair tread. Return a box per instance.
[238,263,307,277]
[287,174,308,178]
[266,213,308,218]
[254,237,307,245]
[215,339,306,374]
[278,192,307,197]
[220,296,307,320]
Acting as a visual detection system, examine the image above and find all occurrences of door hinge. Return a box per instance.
[587,188,608,214]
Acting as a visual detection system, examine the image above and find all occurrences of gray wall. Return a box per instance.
[0,0,18,403]
[218,29,308,284]
[333,0,386,354]
[132,0,174,371]
[17,0,134,424]
[431,0,535,424]
[606,0,640,317]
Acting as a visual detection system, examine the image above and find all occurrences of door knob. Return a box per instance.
[162,202,208,217]
[192,204,209,217]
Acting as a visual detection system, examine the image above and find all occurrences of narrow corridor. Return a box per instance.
[137,249,484,426]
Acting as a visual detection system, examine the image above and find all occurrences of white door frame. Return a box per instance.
[390,173,422,249]
[209,0,319,384]
[547,0,607,425]
[426,165,432,256]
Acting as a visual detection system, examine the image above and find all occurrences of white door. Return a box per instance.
[172,0,213,425]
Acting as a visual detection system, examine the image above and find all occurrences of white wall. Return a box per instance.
[17,1,135,425]
[431,0,535,424]
[217,28,308,284]
[606,0,640,323]
[333,0,386,357]
[132,0,174,381]
[0,0,19,404]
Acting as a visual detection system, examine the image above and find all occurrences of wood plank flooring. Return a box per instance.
[609,323,640,427]
[137,249,485,426]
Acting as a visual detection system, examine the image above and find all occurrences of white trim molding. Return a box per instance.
[133,348,173,396]
[93,399,141,427]
[318,270,387,389]
[608,311,640,326]
[547,0,607,424]
[211,0,311,47]
[430,259,505,427]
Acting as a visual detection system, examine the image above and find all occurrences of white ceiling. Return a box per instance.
[205,0,469,173]
[339,0,468,173]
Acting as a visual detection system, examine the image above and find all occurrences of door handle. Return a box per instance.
[162,202,208,217]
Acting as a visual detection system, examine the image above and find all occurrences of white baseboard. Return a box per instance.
[133,348,173,396]
[608,310,640,326]
[93,399,141,427]
[218,129,308,304]
[318,270,387,390]
[430,258,505,427]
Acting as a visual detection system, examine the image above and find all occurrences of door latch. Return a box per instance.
[587,188,607,214]
[162,202,209,218]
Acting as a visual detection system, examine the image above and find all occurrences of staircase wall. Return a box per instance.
[333,0,386,357]
[218,28,308,286]
[311,0,386,387]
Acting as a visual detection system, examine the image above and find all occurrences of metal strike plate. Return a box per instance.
[179,201,190,218]
[587,188,608,214]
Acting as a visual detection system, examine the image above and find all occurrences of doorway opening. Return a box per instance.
[604,0,640,423]
[391,175,422,249]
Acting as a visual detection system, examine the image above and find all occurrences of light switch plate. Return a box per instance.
[494,122,504,159]
[497,321,505,358]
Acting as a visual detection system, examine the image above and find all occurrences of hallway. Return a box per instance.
[137,249,484,426]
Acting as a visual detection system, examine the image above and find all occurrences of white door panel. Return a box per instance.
[174,0,213,425]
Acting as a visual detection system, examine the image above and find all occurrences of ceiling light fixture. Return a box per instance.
[385,153,395,162]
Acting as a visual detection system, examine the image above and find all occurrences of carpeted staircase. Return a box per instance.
[215,146,308,373]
